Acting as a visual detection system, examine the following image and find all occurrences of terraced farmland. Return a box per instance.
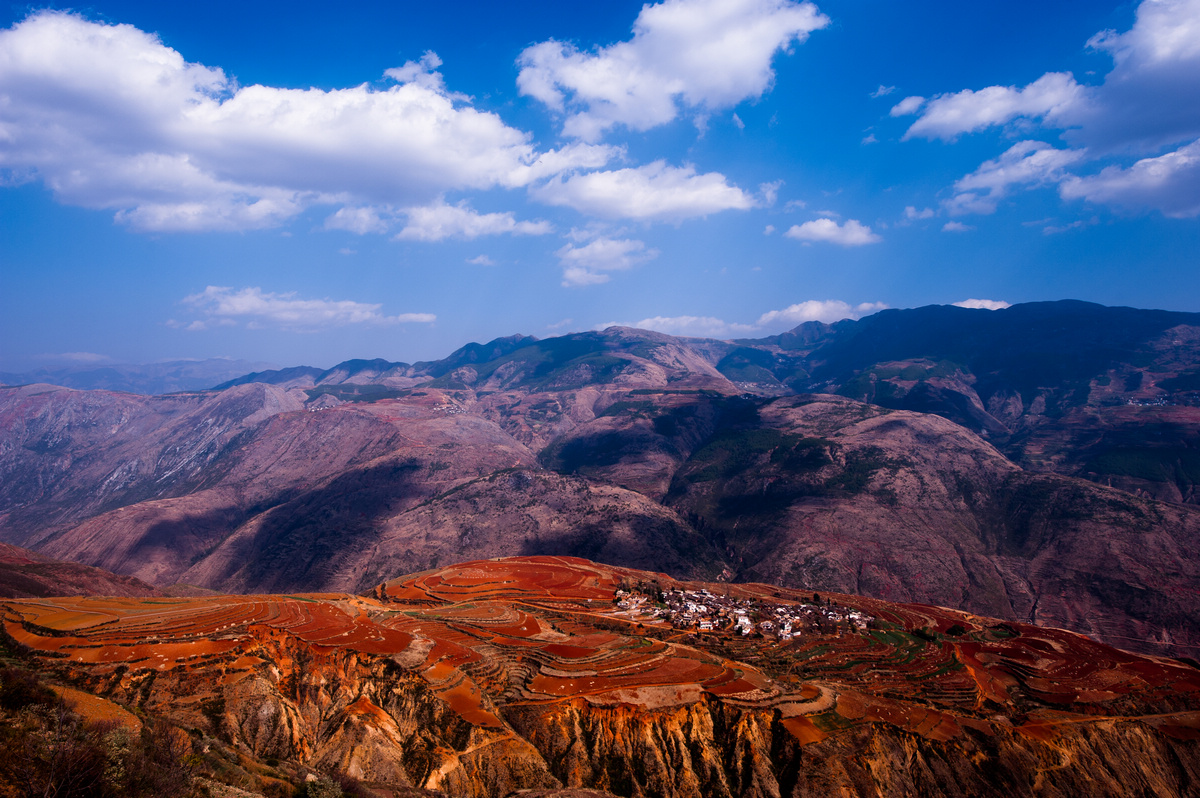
[2,556,1199,797]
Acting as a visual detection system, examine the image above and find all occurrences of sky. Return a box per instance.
[2,0,1199,371]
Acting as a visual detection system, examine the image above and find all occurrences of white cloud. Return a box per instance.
[871,85,895,98]
[467,255,496,266]
[602,299,888,339]
[861,133,878,145]
[614,315,758,338]
[759,180,783,206]
[533,161,754,221]
[1077,0,1200,152]
[325,206,394,235]
[0,12,613,232]
[1059,138,1200,217]
[941,221,975,232]
[889,96,925,117]
[1042,217,1099,234]
[899,0,1200,218]
[179,286,435,330]
[946,141,1088,215]
[517,0,829,141]
[325,200,553,240]
[784,218,881,245]
[732,113,745,130]
[556,237,659,286]
[904,206,935,220]
[952,299,1010,310]
[757,300,887,327]
[395,200,552,241]
[902,73,1088,141]
[763,224,776,235]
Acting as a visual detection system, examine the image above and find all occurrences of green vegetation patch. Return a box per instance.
[809,709,857,733]
[428,336,630,390]
[837,360,962,401]
[824,446,897,495]
[683,428,798,483]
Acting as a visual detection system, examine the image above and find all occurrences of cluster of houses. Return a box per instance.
[611,585,873,640]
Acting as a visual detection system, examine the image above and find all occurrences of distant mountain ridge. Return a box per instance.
[2,300,1199,658]
[0,358,276,395]
[219,300,1200,503]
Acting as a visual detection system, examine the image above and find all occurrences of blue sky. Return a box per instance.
[2,0,1199,370]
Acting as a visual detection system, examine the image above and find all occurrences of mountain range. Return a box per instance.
[0,358,277,395]
[2,300,1199,660]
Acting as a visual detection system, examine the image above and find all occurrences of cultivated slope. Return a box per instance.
[3,558,1198,798]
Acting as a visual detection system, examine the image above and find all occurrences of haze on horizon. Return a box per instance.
[2,0,1199,372]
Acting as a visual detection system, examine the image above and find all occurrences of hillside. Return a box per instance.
[3,305,1200,658]
[3,557,1198,797]
[0,541,160,598]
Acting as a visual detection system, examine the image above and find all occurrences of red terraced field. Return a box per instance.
[4,556,1200,755]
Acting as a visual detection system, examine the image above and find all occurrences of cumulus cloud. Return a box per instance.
[325,200,553,240]
[0,11,613,232]
[901,73,1088,141]
[324,207,394,235]
[945,141,1087,215]
[1078,0,1200,152]
[757,300,887,327]
[517,0,828,141]
[889,96,925,117]
[395,200,552,241]
[466,255,496,266]
[952,299,1010,310]
[899,0,1200,218]
[178,286,435,331]
[1059,138,1200,217]
[904,206,935,220]
[941,221,974,232]
[532,161,754,220]
[904,0,1200,151]
[556,236,659,286]
[784,218,881,245]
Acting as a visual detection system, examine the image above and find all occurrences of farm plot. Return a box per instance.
[4,556,1199,751]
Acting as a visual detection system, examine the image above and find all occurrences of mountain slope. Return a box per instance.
[3,303,1200,658]
[0,541,161,597]
[4,558,1199,798]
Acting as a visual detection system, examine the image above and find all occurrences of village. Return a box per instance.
[610,583,873,640]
